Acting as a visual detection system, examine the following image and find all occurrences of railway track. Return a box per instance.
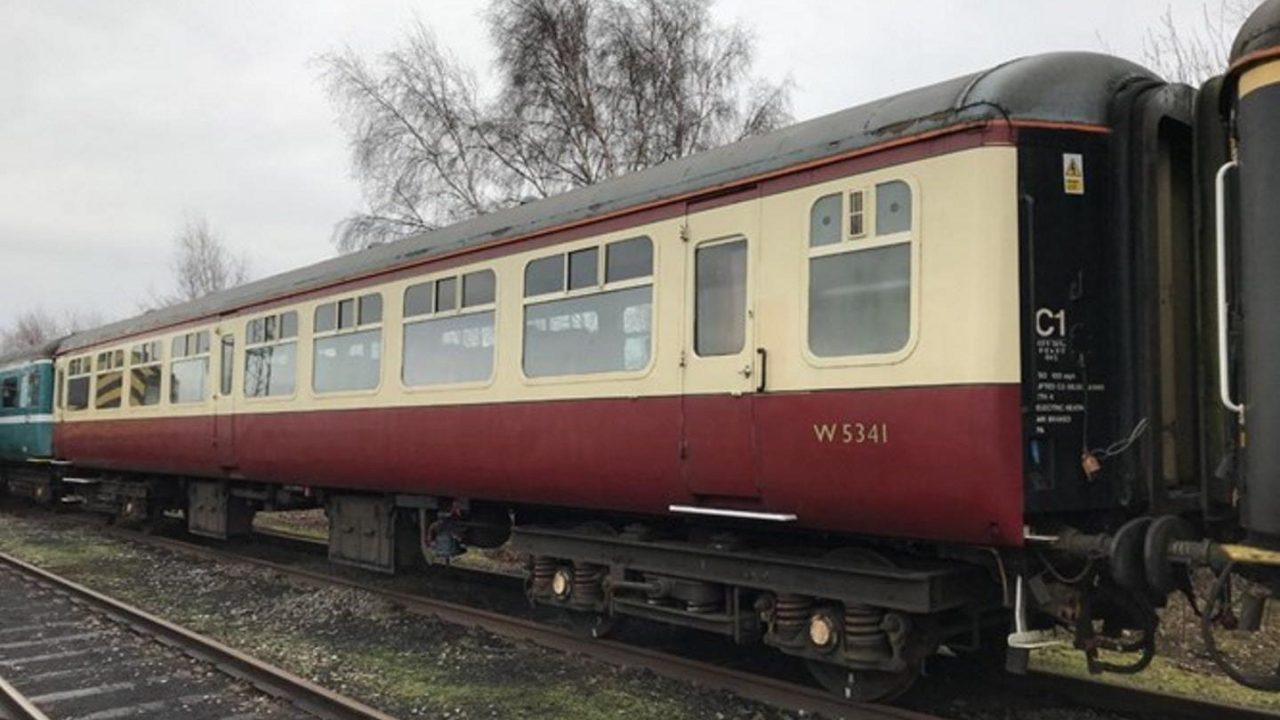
[7,506,1279,720]
[0,549,397,720]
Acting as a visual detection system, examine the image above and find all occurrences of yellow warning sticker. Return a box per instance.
[1063,153,1084,195]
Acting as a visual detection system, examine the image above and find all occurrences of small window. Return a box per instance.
[359,294,383,325]
[849,190,866,238]
[605,237,653,283]
[405,282,434,317]
[810,194,842,247]
[129,340,163,407]
[876,181,911,235]
[170,331,210,404]
[21,371,39,408]
[315,304,337,333]
[568,247,598,291]
[462,270,496,307]
[435,278,458,313]
[221,335,235,396]
[525,255,564,297]
[0,378,16,408]
[56,369,64,409]
[695,239,748,357]
[280,312,298,339]
[338,299,356,330]
[66,357,91,411]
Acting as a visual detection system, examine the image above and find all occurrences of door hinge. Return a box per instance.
[679,349,687,368]
[679,223,690,243]
[679,440,689,459]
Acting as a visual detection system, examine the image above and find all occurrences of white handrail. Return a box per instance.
[1216,160,1244,418]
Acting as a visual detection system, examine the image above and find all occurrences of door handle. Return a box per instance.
[756,347,768,392]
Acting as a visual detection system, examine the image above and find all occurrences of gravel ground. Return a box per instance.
[0,510,827,720]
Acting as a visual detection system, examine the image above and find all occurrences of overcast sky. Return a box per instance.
[0,1,1230,327]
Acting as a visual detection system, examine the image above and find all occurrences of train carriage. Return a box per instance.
[12,0,1280,700]
[0,342,58,502]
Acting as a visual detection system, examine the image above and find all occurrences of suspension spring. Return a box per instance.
[844,604,891,662]
[531,557,557,596]
[571,561,606,607]
[774,594,813,641]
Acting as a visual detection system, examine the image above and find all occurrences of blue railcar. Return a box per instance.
[0,343,57,463]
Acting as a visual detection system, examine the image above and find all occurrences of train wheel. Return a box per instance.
[805,659,920,703]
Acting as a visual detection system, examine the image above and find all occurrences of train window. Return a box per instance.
[463,270,496,307]
[523,237,653,378]
[568,247,599,291]
[809,244,910,357]
[405,282,434,317]
[55,369,64,410]
[313,296,382,393]
[359,294,383,325]
[875,181,911,235]
[129,340,163,407]
[810,194,842,247]
[170,331,210,404]
[221,336,235,396]
[403,270,497,387]
[524,255,564,297]
[807,180,914,359]
[315,303,337,334]
[849,190,866,238]
[435,278,458,313]
[66,357,91,411]
[21,371,39,408]
[245,311,297,398]
[93,350,125,410]
[694,239,748,356]
[605,237,653,283]
[0,378,16,408]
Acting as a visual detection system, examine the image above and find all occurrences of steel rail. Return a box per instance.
[160,528,1280,720]
[0,550,399,720]
[0,673,49,720]
[111,529,936,720]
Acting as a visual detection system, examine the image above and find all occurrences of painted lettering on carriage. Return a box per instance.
[813,422,889,444]
[1035,308,1066,338]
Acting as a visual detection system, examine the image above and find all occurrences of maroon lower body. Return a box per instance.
[56,384,1025,546]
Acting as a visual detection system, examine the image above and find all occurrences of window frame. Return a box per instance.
[127,340,165,408]
[243,311,300,400]
[65,356,92,412]
[93,348,125,410]
[400,268,500,392]
[520,235,657,384]
[311,293,385,395]
[802,176,922,368]
[169,330,212,405]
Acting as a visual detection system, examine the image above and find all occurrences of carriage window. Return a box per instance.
[313,295,382,393]
[94,349,125,409]
[21,371,38,408]
[403,269,497,387]
[129,340,163,407]
[605,237,653,283]
[808,181,913,358]
[695,239,747,356]
[0,378,16,408]
[435,278,458,313]
[66,357,91,411]
[246,311,297,398]
[221,335,235,396]
[523,237,653,378]
[170,331,211,404]
[876,181,911,235]
[849,190,866,238]
[810,194,842,247]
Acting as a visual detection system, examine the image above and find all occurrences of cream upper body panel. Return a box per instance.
[58,145,1020,422]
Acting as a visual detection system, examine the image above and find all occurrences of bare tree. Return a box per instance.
[1140,1,1260,84]
[0,308,103,355]
[321,0,791,253]
[147,215,250,308]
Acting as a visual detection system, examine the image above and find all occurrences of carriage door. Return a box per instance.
[212,327,237,469]
[680,190,761,499]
